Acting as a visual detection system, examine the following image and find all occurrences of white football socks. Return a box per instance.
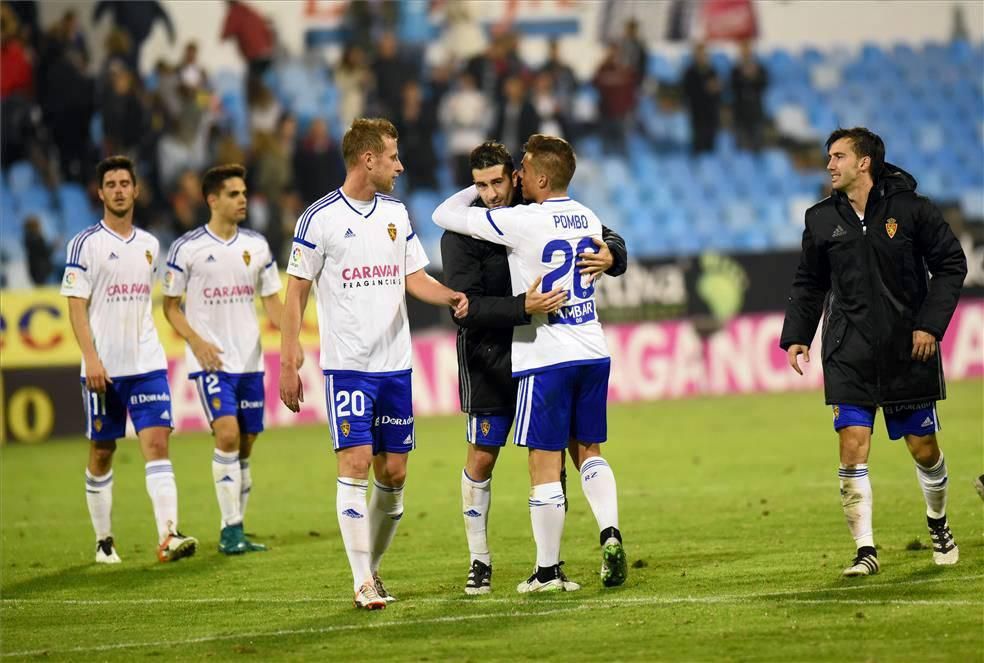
[915,454,948,520]
[839,464,874,549]
[85,469,113,541]
[212,449,242,528]
[461,470,492,566]
[579,457,619,536]
[240,458,252,520]
[145,460,179,543]
[337,477,371,592]
[368,479,405,573]
[529,481,566,569]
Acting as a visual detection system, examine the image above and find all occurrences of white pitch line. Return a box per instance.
[1,605,594,658]
[2,572,980,608]
[1,592,980,658]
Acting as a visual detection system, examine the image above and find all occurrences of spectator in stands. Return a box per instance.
[99,28,133,96]
[440,71,491,187]
[246,76,281,137]
[335,44,372,131]
[371,31,418,119]
[494,75,540,159]
[394,80,438,191]
[178,41,209,93]
[540,39,578,109]
[168,169,208,234]
[273,188,303,265]
[682,42,722,154]
[293,118,345,206]
[23,215,53,285]
[593,42,636,154]
[221,0,275,79]
[6,0,39,54]
[0,4,33,99]
[532,71,567,139]
[157,79,211,188]
[101,62,146,158]
[466,32,526,104]
[731,40,769,152]
[38,19,95,182]
[93,1,174,73]
[619,18,648,89]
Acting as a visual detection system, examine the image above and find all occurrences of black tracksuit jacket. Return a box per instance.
[441,221,627,414]
[779,164,967,406]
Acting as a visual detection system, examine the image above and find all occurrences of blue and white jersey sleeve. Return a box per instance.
[60,228,96,299]
[432,186,521,248]
[406,228,430,274]
[258,242,282,296]
[161,237,190,296]
[288,211,326,281]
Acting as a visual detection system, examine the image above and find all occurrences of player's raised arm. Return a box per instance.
[278,275,311,412]
[433,185,520,247]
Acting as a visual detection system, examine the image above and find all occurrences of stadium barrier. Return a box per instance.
[2,262,982,443]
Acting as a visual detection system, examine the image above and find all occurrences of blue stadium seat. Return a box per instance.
[6,161,37,193]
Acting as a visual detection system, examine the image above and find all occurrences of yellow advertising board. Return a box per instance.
[0,274,320,368]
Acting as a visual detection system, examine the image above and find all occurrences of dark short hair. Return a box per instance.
[96,155,136,187]
[341,118,399,167]
[469,141,514,175]
[522,134,576,189]
[201,164,246,202]
[825,127,885,179]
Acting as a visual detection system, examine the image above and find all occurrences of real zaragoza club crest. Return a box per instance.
[480,419,491,436]
[145,250,153,264]
[341,420,351,437]
[387,223,397,241]
[885,218,898,238]
[242,250,251,266]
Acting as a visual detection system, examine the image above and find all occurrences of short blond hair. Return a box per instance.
[523,134,576,190]
[342,118,399,167]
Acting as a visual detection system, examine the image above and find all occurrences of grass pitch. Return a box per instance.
[2,381,982,661]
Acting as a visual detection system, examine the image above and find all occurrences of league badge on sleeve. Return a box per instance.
[885,218,897,239]
[290,246,302,269]
[387,223,397,241]
[163,270,174,288]
[242,250,251,266]
[63,271,76,287]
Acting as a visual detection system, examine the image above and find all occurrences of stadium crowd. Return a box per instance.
[1,0,773,286]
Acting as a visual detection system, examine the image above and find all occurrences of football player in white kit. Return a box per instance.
[61,156,198,564]
[279,118,468,610]
[433,134,626,592]
[162,164,283,555]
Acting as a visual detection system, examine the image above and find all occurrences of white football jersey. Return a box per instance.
[60,221,167,378]
[162,226,281,376]
[287,189,429,373]
[433,187,610,375]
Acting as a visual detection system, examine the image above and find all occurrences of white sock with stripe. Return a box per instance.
[839,464,874,549]
[579,457,619,536]
[85,469,113,541]
[461,470,492,566]
[368,480,405,573]
[529,481,565,569]
[145,460,179,543]
[212,449,242,527]
[915,454,948,519]
[337,478,372,592]
[239,459,252,520]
